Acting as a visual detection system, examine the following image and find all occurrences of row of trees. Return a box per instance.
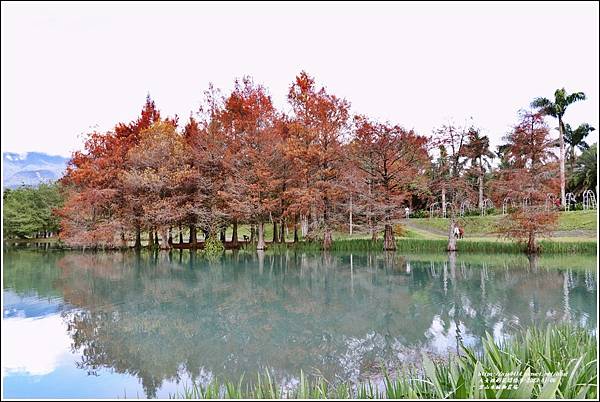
[57,73,594,253]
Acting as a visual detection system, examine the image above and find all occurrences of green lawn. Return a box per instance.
[403,210,597,238]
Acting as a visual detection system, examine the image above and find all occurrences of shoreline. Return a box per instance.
[4,236,597,255]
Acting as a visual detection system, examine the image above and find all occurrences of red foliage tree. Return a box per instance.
[59,96,174,248]
[351,115,429,250]
[121,121,193,249]
[183,85,229,244]
[286,71,350,249]
[493,111,560,253]
[219,77,279,250]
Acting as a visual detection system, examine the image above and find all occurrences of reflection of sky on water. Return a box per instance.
[425,315,477,354]
[1,297,199,398]
[2,250,597,398]
[3,313,71,377]
[3,292,62,319]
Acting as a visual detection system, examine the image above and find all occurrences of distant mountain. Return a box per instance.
[3,152,69,189]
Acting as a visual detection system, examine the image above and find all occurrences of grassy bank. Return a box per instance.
[170,324,596,399]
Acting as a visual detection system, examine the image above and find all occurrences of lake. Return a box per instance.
[2,248,597,398]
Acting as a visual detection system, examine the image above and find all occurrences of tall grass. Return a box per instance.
[169,324,596,399]
[259,238,596,254]
[538,240,597,254]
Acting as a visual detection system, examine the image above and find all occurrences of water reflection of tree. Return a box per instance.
[26,251,595,397]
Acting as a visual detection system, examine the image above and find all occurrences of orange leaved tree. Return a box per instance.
[285,71,350,250]
[493,111,559,253]
[351,115,429,250]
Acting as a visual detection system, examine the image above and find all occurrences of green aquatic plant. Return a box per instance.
[202,236,225,259]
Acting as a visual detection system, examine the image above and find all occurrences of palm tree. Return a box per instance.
[569,143,597,196]
[562,123,596,173]
[531,88,586,207]
[463,127,494,213]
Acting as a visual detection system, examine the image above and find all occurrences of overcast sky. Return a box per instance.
[2,1,599,157]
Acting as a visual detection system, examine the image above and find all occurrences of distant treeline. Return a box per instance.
[3,183,64,239]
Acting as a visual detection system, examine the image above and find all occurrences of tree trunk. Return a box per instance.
[272,221,279,243]
[479,161,484,215]
[310,205,318,233]
[293,214,299,243]
[257,222,265,250]
[154,231,159,246]
[323,229,333,250]
[442,187,447,218]
[168,227,173,245]
[160,227,171,250]
[301,214,308,236]
[189,224,197,246]
[134,225,141,250]
[220,229,226,243]
[527,231,538,254]
[447,219,457,252]
[559,118,566,208]
[368,179,375,239]
[279,219,285,243]
[231,220,239,247]
[349,194,353,235]
[147,230,153,249]
[250,224,255,243]
[179,224,183,244]
[383,224,396,251]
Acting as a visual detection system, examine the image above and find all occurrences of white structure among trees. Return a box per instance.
[583,190,597,210]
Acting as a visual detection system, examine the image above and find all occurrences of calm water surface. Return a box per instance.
[2,249,597,398]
